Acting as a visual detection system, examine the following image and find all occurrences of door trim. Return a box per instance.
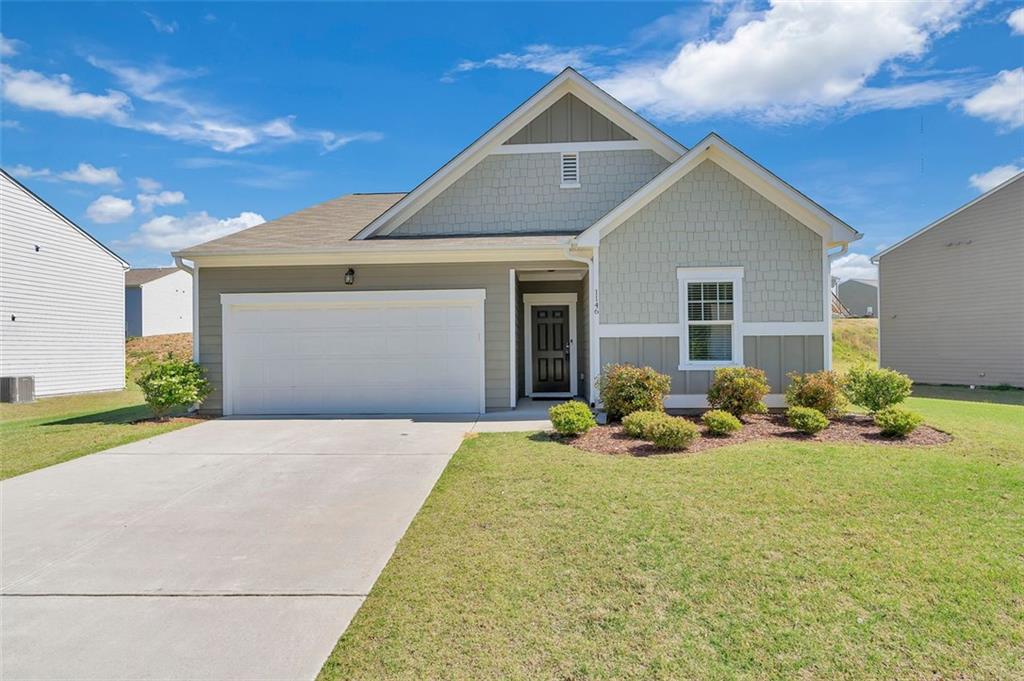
[523,293,578,398]
[220,289,487,416]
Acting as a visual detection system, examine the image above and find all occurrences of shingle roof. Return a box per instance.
[126,267,182,286]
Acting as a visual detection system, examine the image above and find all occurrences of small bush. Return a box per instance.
[622,410,665,438]
[646,417,700,451]
[843,365,913,412]
[702,409,742,436]
[787,406,829,435]
[707,367,771,417]
[874,406,923,437]
[597,364,671,420]
[785,370,848,418]
[548,401,596,435]
[135,358,212,419]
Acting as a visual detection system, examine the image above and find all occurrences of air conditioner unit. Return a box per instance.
[1,376,35,403]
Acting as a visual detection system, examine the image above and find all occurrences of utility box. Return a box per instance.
[1,376,35,403]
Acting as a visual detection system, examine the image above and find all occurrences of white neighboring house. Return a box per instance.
[125,267,193,337]
[0,168,129,397]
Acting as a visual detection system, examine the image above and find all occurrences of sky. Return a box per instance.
[1,1,1022,279]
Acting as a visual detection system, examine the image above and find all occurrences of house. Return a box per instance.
[836,278,878,317]
[0,168,129,397]
[125,267,193,337]
[872,172,1023,388]
[173,69,861,415]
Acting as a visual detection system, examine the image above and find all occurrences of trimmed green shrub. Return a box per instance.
[874,406,923,437]
[136,358,212,419]
[706,367,770,417]
[702,409,742,436]
[622,410,665,439]
[784,370,848,418]
[548,401,597,435]
[646,417,700,451]
[787,406,829,435]
[843,365,913,412]
[597,364,671,420]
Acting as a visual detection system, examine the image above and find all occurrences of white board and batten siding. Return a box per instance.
[0,171,128,397]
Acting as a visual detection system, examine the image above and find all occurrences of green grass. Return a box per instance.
[0,385,197,480]
[320,388,1024,680]
[832,318,878,374]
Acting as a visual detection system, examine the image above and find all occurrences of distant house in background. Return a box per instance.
[0,168,129,398]
[836,279,878,317]
[125,267,192,337]
[873,172,1023,388]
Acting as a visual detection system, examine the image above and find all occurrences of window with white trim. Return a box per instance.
[560,152,580,188]
[678,267,744,368]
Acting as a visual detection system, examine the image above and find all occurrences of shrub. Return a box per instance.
[702,409,742,436]
[706,367,770,417]
[843,365,913,412]
[548,401,596,435]
[597,364,671,420]
[622,410,665,439]
[135,358,212,419]
[874,406,923,437]
[787,406,829,435]
[646,417,700,451]
[784,370,848,418]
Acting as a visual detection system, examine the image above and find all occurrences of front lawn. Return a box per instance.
[0,385,200,480]
[320,387,1024,680]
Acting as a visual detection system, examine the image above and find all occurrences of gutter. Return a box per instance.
[173,255,194,274]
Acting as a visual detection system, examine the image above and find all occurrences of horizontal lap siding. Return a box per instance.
[198,261,581,413]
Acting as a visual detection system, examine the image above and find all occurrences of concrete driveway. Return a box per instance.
[1,416,474,681]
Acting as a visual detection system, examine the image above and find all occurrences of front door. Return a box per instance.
[532,305,571,394]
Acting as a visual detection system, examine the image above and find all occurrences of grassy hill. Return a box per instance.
[832,318,878,374]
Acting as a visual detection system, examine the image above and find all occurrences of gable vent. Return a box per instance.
[560,152,580,189]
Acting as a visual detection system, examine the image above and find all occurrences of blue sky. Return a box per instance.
[2,2,1021,278]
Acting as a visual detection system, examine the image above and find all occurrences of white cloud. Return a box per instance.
[1009,8,1024,35]
[144,11,178,35]
[129,211,264,250]
[1,119,23,130]
[1,64,131,121]
[58,162,121,185]
[968,163,1023,193]
[86,195,134,223]
[136,177,162,192]
[137,190,186,212]
[0,33,24,57]
[831,253,877,282]
[9,164,52,179]
[448,44,605,79]
[962,68,1024,130]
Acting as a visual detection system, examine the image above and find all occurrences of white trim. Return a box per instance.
[573,133,861,248]
[872,171,1023,261]
[508,268,517,409]
[192,262,200,363]
[589,246,601,402]
[523,292,578,398]
[742,322,827,336]
[354,68,686,240]
[665,394,786,409]
[220,289,487,416]
[181,245,577,268]
[823,249,832,370]
[517,270,586,281]
[491,140,650,155]
[677,267,744,370]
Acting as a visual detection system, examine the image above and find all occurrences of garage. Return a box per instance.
[220,289,486,415]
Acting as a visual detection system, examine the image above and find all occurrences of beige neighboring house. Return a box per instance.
[872,172,1023,387]
[836,278,878,317]
[173,69,861,416]
[125,267,193,337]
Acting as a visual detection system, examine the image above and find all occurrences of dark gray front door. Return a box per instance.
[532,305,570,393]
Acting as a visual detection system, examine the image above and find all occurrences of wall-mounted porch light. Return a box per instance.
[344,268,355,285]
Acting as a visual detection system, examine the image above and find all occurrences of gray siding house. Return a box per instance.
[174,69,861,415]
[837,278,878,317]
[873,172,1023,388]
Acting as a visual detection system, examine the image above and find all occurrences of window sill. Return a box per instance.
[679,361,741,371]
[559,182,581,189]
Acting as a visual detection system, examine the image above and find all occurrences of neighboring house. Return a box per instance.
[836,278,878,317]
[872,172,1024,388]
[0,168,129,397]
[173,69,861,416]
[125,267,193,337]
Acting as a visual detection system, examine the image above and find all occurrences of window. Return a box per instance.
[678,267,743,368]
[560,152,580,188]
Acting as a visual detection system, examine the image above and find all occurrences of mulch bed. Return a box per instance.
[130,413,216,425]
[564,413,952,457]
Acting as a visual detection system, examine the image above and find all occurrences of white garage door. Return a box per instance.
[221,290,486,415]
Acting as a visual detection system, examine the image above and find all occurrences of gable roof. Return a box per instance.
[839,278,878,288]
[0,168,129,268]
[352,67,687,240]
[871,171,1024,263]
[573,133,862,248]
[126,267,183,286]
